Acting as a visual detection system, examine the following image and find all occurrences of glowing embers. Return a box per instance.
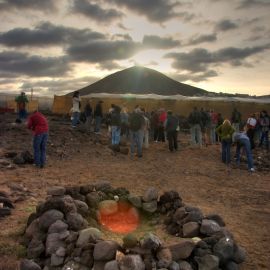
[97,200,140,233]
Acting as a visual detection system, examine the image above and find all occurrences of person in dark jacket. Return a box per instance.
[129,107,145,158]
[15,92,29,120]
[84,100,93,132]
[110,104,121,145]
[188,107,202,147]
[27,111,48,168]
[259,110,269,150]
[94,100,103,133]
[165,110,179,152]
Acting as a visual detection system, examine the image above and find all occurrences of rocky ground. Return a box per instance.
[0,113,269,270]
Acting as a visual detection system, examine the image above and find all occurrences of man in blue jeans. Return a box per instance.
[129,107,145,158]
[27,111,49,168]
[233,132,255,172]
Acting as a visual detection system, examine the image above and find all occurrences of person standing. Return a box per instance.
[233,132,255,172]
[259,110,269,150]
[246,113,257,149]
[129,107,145,158]
[141,108,150,149]
[27,111,48,168]
[110,104,121,146]
[15,92,29,121]
[210,109,218,144]
[94,100,103,133]
[231,108,242,134]
[216,120,235,164]
[165,110,179,152]
[71,91,81,128]
[84,100,93,132]
[188,107,202,147]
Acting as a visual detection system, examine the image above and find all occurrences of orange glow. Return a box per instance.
[98,201,140,233]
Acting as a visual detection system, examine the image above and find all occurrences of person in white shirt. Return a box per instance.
[246,113,257,149]
[71,91,81,128]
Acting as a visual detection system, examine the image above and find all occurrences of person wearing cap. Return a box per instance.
[27,111,49,168]
[233,132,255,172]
[15,92,29,120]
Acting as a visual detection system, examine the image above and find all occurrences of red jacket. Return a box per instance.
[27,112,48,135]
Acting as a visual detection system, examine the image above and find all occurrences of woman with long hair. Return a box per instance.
[216,119,235,164]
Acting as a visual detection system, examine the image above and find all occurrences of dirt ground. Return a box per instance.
[0,113,269,270]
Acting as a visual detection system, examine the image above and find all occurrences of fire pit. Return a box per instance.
[20,181,246,270]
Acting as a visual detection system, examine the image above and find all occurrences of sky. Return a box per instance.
[0,0,270,97]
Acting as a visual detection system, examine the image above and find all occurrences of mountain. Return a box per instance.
[73,66,208,96]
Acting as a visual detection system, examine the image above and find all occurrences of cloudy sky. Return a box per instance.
[0,0,269,97]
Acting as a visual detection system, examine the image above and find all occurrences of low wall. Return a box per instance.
[52,95,270,119]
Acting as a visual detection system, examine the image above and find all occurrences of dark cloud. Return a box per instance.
[67,40,141,62]
[0,0,56,12]
[107,0,193,23]
[97,61,122,70]
[215,19,238,31]
[18,76,99,94]
[187,34,217,46]
[72,0,123,22]
[0,51,70,77]
[238,0,270,9]
[171,70,218,82]
[142,35,180,49]
[0,22,106,47]
[165,44,270,72]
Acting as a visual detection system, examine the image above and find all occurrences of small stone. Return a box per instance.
[47,186,66,196]
[142,187,159,202]
[141,233,162,250]
[142,201,157,213]
[118,254,145,270]
[195,254,219,270]
[200,219,221,236]
[51,253,64,266]
[168,240,195,260]
[182,222,200,238]
[128,195,142,208]
[93,240,120,261]
[122,233,138,248]
[76,227,102,247]
[20,259,41,270]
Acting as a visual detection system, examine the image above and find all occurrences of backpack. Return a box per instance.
[129,113,144,131]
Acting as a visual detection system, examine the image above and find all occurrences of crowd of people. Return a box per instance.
[13,91,269,172]
[68,91,269,172]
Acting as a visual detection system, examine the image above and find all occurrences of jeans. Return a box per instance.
[130,130,144,157]
[247,128,255,149]
[260,130,269,149]
[111,126,121,145]
[95,116,102,132]
[167,130,178,151]
[85,116,92,131]
[221,140,231,164]
[19,109,27,120]
[72,112,80,127]
[236,138,254,170]
[33,133,48,167]
[190,124,202,146]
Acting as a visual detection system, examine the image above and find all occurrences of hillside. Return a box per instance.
[74,66,208,96]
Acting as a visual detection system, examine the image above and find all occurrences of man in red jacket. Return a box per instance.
[27,111,48,168]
